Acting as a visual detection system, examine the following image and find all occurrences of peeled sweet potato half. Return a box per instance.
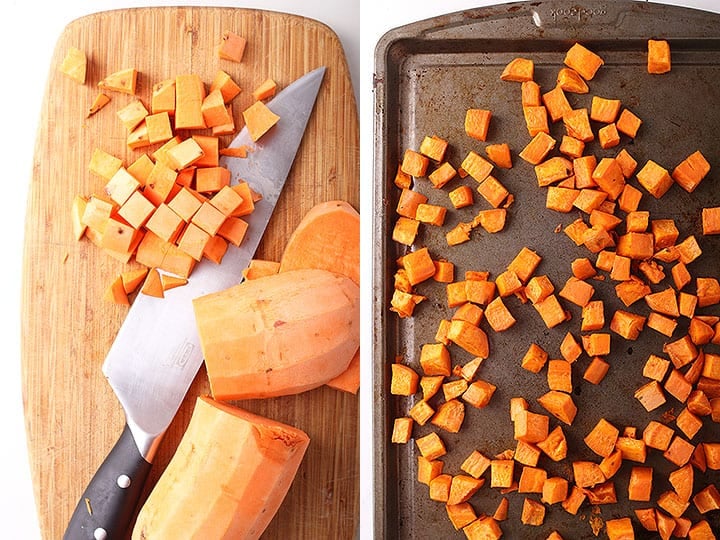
[132,396,309,539]
[193,267,360,400]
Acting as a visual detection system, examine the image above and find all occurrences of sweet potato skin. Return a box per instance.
[193,268,360,399]
[132,396,309,540]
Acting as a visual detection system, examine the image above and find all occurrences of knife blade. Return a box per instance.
[64,66,326,540]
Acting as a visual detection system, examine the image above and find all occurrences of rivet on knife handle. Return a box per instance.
[63,424,152,540]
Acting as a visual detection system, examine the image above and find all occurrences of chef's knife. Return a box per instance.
[64,66,326,540]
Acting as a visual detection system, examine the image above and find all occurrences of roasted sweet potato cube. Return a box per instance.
[391,417,414,444]
[564,42,604,80]
[465,108,492,141]
[521,497,546,526]
[514,409,550,443]
[635,381,666,411]
[664,436,695,467]
[534,294,568,328]
[419,135,448,162]
[525,275,555,304]
[542,476,569,505]
[403,247,436,286]
[542,85,573,122]
[461,449,491,479]
[647,39,671,73]
[447,474,485,505]
[416,432,447,461]
[560,332,582,363]
[572,460,605,488]
[584,418,619,458]
[446,502,477,531]
[616,108,643,138]
[665,369,693,403]
[606,518,635,540]
[448,320,490,358]
[514,440,541,467]
[390,363,419,396]
[559,276,594,307]
[523,105,549,136]
[564,108,594,142]
[637,159,674,198]
[547,360,573,393]
[401,149,430,177]
[408,399,435,426]
[462,380,497,408]
[518,466,547,493]
[584,357,610,385]
[520,131,557,165]
[490,459,514,488]
[693,484,720,514]
[463,516,503,539]
[535,156,574,187]
[538,391,577,425]
[429,473,452,501]
[672,150,710,193]
[610,310,646,340]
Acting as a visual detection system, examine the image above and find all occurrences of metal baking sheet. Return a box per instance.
[373,1,720,538]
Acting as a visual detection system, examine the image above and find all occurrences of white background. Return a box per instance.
[3,0,719,537]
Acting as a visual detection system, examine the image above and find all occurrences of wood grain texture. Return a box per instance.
[21,7,358,539]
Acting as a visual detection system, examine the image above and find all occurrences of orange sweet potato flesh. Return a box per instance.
[193,268,360,400]
[279,200,361,393]
[132,396,309,540]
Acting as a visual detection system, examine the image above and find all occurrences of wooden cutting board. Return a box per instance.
[21,7,358,539]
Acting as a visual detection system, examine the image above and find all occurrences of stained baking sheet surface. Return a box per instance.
[373,1,720,538]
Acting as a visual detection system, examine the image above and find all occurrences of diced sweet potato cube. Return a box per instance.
[476,175,509,208]
[534,294,568,328]
[460,450,491,480]
[490,459,514,488]
[520,131,556,165]
[525,275,554,304]
[665,369,693,403]
[698,277,720,307]
[664,436,695,467]
[658,490,690,518]
[664,335,698,369]
[465,108,492,141]
[561,485,586,515]
[611,310,646,340]
[485,143,512,168]
[676,407,703,440]
[448,320,490,359]
[559,276,594,307]
[635,381,666,411]
[528,428,563,465]
[564,42,604,80]
[563,108,594,142]
[606,518,635,540]
[501,57,534,81]
[559,135,585,159]
[403,247,436,285]
[584,357,610,385]
[521,343,548,374]
[484,297,516,332]
[521,497,545,526]
[514,409,549,443]
[672,150,710,193]
[416,432,446,461]
[420,343,451,377]
[699,206,720,238]
[688,520,716,538]
[463,516,503,540]
[390,363,419,396]
[648,39,671,73]
[415,203,447,226]
[523,105,549,136]
[419,135,448,162]
[462,380,496,408]
[693,484,720,514]
[447,474,485,505]
[461,150,494,183]
[535,156,573,186]
[560,332,582,363]
[518,466,547,493]
[643,354,671,381]
[637,159,674,198]
[391,417,414,444]
[542,85,573,122]
[629,466,653,501]
[616,108,643,138]
[448,185,473,208]
[582,333,611,357]
[446,502,476,530]
[590,95,621,123]
[429,473,452,502]
[584,418,619,458]
[408,399,434,426]
[401,149,430,177]
[538,390,577,425]
[572,460,605,488]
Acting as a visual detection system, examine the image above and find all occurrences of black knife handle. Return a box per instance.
[64,424,152,540]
